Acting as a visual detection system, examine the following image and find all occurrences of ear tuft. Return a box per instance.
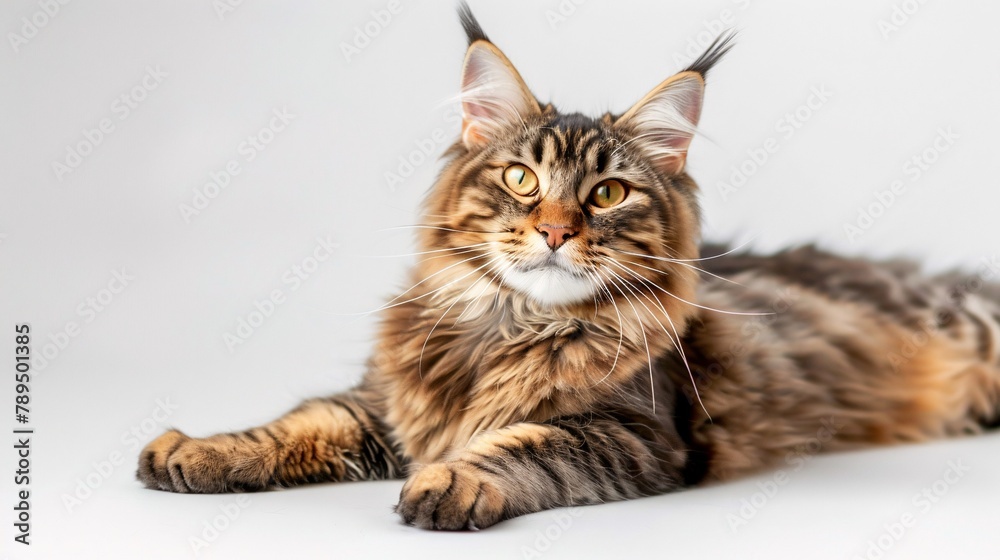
[683,30,737,80]
[613,32,735,176]
[458,7,540,148]
[458,2,490,45]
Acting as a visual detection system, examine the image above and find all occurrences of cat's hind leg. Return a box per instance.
[137,393,402,493]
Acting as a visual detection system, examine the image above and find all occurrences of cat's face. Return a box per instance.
[419,20,731,309]
[431,111,701,308]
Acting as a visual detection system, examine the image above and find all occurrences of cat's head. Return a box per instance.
[418,4,732,311]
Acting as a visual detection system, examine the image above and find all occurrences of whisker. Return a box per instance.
[658,286,771,317]
[377,224,507,235]
[603,261,672,329]
[589,272,601,320]
[658,237,757,263]
[418,256,503,378]
[604,258,711,419]
[601,264,679,359]
[362,242,492,259]
[602,256,771,317]
[602,268,656,415]
[455,262,502,323]
[586,269,625,387]
[612,249,744,286]
[489,260,519,316]
[417,246,491,265]
[489,268,505,315]
[355,253,491,316]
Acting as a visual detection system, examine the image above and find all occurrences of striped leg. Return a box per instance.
[395,416,683,530]
[137,394,402,493]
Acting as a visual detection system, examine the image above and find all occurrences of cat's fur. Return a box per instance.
[137,5,1000,530]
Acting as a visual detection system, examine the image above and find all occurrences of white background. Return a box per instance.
[2,1,999,558]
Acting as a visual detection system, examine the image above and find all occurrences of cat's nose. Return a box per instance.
[535,224,578,251]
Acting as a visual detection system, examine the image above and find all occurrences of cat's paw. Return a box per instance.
[395,461,506,530]
[137,430,270,493]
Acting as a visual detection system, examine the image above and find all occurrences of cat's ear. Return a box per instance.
[614,72,704,176]
[614,33,735,176]
[458,3,540,148]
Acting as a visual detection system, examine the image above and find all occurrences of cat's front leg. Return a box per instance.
[137,393,402,493]
[395,416,683,530]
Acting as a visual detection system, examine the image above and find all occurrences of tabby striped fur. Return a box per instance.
[137,4,1000,530]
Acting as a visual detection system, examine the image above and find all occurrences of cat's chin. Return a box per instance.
[500,264,596,308]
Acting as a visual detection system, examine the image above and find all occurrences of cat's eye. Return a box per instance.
[588,180,628,208]
[503,164,539,196]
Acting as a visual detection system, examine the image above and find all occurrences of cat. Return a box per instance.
[137,4,1000,530]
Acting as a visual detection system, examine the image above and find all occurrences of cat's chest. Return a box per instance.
[379,302,651,462]
[383,313,601,461]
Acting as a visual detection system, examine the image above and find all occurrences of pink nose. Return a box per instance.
[536,224,578,251]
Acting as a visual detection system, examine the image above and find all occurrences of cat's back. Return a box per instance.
[697,243,1000,329]
[672,244,1000,480]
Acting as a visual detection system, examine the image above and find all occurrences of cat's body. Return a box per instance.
[137,6,1000,530]
[371,241,1000,486]
[684,245,1000,480]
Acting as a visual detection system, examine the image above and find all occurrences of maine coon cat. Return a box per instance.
[138,5,1000,530]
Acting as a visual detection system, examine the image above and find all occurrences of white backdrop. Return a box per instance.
[1,1,999,558]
